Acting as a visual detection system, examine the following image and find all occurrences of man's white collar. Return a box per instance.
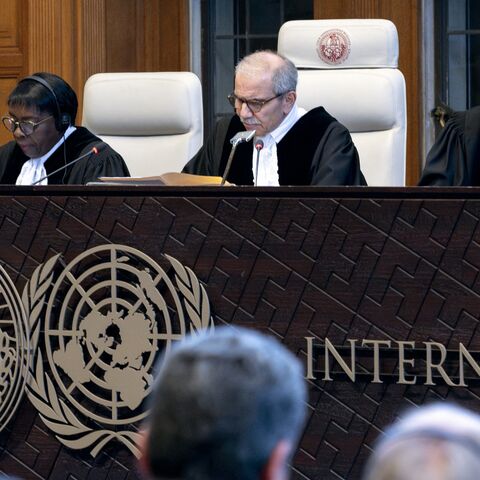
[257,102,306,145]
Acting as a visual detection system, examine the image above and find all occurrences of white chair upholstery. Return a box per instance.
[82,72,203,177]
[278,19,406,186]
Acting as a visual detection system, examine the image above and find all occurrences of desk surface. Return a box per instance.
[5,184,480,197]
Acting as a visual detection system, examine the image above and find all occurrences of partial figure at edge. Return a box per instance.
[419,106,480,186]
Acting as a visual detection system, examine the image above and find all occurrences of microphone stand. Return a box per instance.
[31,144,102,185]
[221,130,255,186]
[221,144,239,186]
[254,139,264,187]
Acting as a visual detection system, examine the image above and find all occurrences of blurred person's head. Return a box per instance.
[141,326,307,480]
[363,403,480,480]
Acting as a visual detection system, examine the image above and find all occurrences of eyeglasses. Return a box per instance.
[227,93,285,113]
[2,115,53,136]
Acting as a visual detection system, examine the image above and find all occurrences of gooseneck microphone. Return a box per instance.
[254,139,264,187]
[31,143,106,185]
[221,130,256,186]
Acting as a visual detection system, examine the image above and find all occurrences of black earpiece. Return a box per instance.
[22,75,71,131]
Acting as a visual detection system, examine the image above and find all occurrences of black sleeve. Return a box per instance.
[66,147,130,185]
[0,141,23,184]
[81,150,130,184]
[182,117,232,176]
[310,121,367,186]
[418,111,473,186]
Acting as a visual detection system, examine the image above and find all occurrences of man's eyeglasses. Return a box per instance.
[227,93,285,113]
[2,115,53,136]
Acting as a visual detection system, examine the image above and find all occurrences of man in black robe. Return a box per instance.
[0,72,129,185]
[183,50,366,186]
[419,106,480,186]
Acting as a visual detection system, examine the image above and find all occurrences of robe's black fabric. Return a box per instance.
[183,107,366,186]
[0,127,130,184]
[419,106,480,186]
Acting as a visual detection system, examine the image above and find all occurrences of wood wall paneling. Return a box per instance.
[80,0,106,87]
[314,0,422,185]
[0,0,189,130]
[0,0,27,144]
[0,78,18,145]
[144,0,189,71]
[105,0,139,72]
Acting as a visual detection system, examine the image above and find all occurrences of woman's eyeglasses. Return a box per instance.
[1,115,53,136]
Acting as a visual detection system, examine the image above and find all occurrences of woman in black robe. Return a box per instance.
[0,72,129,185]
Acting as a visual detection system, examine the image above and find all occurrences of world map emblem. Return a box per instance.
[316,28,351,65]
[0,264,29,431]
[24,245,214,457]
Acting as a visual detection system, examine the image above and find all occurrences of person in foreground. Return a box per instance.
[140,326,307,480]
[362,403,480,480]
[0,72,130,185]
[183,50,366,186]
[419,106,480,186]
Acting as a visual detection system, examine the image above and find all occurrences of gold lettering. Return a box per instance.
[323,338,357,381]
[305,337,316,380]
[304,337,477,388]
[425,342,457,386]
[397,341,416,385]
[458,343,480,387]
[362,339,391,383]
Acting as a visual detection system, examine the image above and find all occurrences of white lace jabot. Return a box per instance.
[252,103,306,186]
[16,126,76,185]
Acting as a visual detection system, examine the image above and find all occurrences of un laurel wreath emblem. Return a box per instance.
[23,245,214,458]
[0,264,29,433]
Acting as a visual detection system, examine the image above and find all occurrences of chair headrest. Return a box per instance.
[82,72,202,136]
[278,19,399,69]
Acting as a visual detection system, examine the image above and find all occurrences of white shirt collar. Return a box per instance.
[264,102,306,144]
[16,126,76,185]
[252,103,306,186]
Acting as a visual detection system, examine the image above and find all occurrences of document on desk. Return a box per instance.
[89,172,229,186]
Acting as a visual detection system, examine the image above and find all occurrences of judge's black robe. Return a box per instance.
[419,106,480,186]
[183,107,366,186]
[0,127,130,184]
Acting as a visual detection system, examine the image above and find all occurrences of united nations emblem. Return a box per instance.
[316,29,351,65]
[24,245,214,457]
[0,264,29,431]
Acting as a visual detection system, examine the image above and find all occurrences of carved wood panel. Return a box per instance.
[0,0,188,130]
[0,187,478,479]
[0,0,27,144]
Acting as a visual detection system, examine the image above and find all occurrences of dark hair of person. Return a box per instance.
[7,72,78,130]
[146,326,307,480]
[431,103,455,129]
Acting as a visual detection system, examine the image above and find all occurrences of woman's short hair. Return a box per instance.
[8,72,78,131]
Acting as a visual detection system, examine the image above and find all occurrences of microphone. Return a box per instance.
[230,130,255,147]
[32,142,106,185]
[221,130,255,186]
[254,139,264,187]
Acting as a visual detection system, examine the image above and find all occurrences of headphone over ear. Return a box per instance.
[22,75,71,131]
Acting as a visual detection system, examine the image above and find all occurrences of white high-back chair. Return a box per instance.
[278,19,406,186]
[82,72,203,177]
